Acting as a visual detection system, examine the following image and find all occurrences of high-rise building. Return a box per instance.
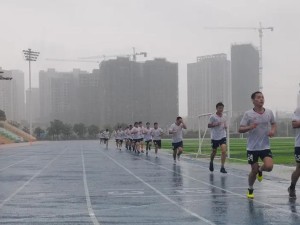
[144,58,178,128]
[0,68,25,122]
[39,68,88,123]
[187,54,231,130]
[26,88,40,124]
[297,83,300,108]
[231,44,259,118]
[100,57,178,127]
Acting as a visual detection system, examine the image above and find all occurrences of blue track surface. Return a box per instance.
[0,141,299,224]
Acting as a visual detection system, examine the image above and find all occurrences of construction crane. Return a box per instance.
[79,47,147,62]
[45,58,102,69]
[0,71,12,80]
[205,22,274,91]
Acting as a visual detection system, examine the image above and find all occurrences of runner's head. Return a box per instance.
[146,122,150,128]
[176,116,183,125]
[216,102,224,114]
[251,91,264,107]
[154,122,158,129]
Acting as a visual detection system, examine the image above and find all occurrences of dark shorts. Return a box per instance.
[133,139,140,143]
[247,149,273,164]
[153,140,161,148]
[295,147,300,163]
[145,140,152,144]
[211,137,227,149]
[172,141,183,151]
[116,139,123,143]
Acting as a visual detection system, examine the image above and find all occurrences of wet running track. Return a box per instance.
[0,141,299,225]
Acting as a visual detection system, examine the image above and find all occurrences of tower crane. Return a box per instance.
[205,22,274,91]
[79,47,147,62]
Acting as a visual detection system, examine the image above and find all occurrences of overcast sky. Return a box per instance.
[1,0,299,116]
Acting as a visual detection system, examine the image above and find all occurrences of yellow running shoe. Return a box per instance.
[257,170,263,182]
[247,189,254,199]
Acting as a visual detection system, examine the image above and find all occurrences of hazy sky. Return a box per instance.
[1,0,300,116]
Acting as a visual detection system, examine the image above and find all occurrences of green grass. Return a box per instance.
[161,138,296,165]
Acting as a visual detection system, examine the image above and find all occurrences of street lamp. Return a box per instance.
[23,48,39,137]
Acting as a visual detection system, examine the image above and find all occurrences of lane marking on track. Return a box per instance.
[81,150,101,225]
[0,148,68,209]
[141,156,300,216]
[101,150,216,225]
[0,158,31,172]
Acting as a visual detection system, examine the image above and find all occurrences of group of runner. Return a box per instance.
[208,91,300,199]
[99,121,165,158]
[98,91,300,199]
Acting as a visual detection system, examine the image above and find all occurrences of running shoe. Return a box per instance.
[247,188,254,199]
[257,170,263,182]
[220,167,227,173]
[288,187,296,199]
[177,155,180,161]
[209,161,214,172]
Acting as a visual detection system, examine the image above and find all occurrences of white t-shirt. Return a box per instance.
[240,108,275,151]
[152,127,164,141]
[169,123,185,143]
[143,127,153,141]
[115,130,124,140]
[209,113,227,140]
[103,131,110,139]
[293,108,300,147]
[131,126,140,139]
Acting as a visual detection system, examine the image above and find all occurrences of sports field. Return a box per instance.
[162,138,295,165]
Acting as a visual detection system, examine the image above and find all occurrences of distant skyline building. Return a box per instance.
[231,44,259,118]
[0,68,25,122]
[100,57,178,128]
[187,54,231,131]
[26,88,40,124]
[298,83,300,108]
[38,57,178,128]
[39,68,88,123]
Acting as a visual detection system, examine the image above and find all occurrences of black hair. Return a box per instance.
[216,102,224,108]
[251,91,263,100]
[146,122,150,125]
[154,122,158,125]
[176,116,182,121]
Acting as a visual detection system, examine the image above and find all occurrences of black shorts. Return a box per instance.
[294,147,300,163]
[116,139,123,143]
[133,139,140,143]
[211,137,227,149]
[153,140,161,148]
[172,141,183,151]
[145,140,152,144]
[247,149,273,164]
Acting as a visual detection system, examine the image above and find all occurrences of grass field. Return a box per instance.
[161,138,296,165]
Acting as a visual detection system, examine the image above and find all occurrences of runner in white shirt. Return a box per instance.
[131,122,141,154]
[143,122,153,155]
[151,122,164,158]
[208,102,228,173]
[114,127,124,150]
[168,116,187,163]
[139,121,145,153]
[102,129,110,150]
[288,107,300,198]
[239,91,276,199]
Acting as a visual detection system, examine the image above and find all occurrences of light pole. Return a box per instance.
[23,48,39,138]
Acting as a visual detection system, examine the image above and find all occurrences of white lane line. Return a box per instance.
[101,151,216,225]
[0,158,31,172]
[81,150,101,225]
[142,157,299,216]
[0,148,68,209]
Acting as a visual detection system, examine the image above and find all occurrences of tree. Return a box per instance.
[62,124,73,139]
[88,125,100,138]
[48,120,64,139]
[73,123,87,138]
[34,127,45,139]
[0,109,6,121]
